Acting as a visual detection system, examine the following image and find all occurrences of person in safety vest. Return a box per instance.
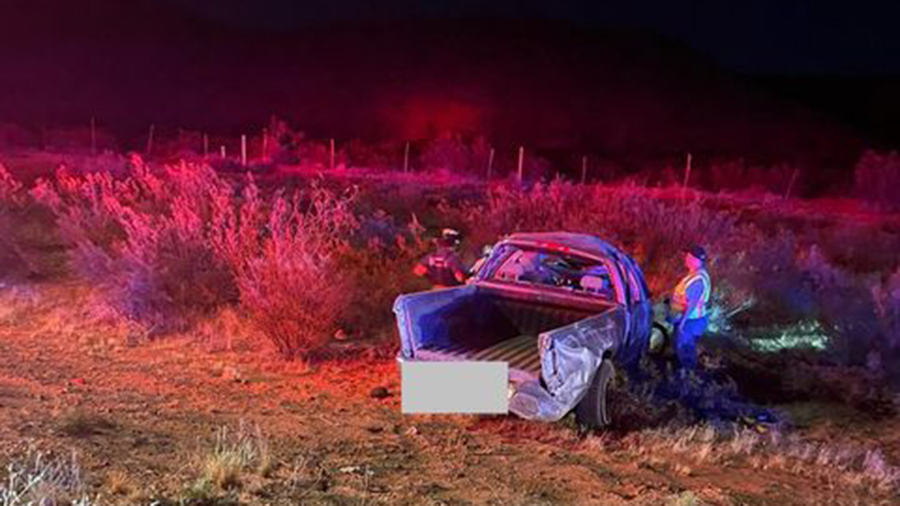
[413,228,467,289]
[666,245,712,372]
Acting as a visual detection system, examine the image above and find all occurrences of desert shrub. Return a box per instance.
[0,162,23,203]
[795,245,881,366]
[334,215,431,338]
[855,150,900,210]
[458,181,742,292]
[714,229,807,327]
[0,163,22,265]
[32,161,238,333]
[806,223,900,275]
[872,268,900,384]
[459,180,574,235]
[522,153,554,182]
[153,128,204,160]
[714,228,885,364]
[420,132,475,174]
[0,163,44,280]
[582,187,741,289]
[44,125,117,153]
[706,158,800,196]
[0,123,36,149]
[212,178,359,359]
[471,136,493,175]
[289,139,330,168]
[265,116,304,165]
[76,151,132,177]
[875,269,900,351]
[344,139,402,171]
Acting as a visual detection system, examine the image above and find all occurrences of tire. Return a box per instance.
[648,322,670,355]
[575,360,616,429]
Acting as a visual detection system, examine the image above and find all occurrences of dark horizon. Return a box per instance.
[1,0,899,155]
[7,0,900,75]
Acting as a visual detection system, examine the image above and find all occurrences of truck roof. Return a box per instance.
[503,232,628,261]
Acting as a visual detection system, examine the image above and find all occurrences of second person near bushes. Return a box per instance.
[413,228,467,289]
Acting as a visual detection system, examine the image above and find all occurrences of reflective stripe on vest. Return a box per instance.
[672,269,711,319]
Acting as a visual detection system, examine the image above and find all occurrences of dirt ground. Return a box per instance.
[0,281,897,505]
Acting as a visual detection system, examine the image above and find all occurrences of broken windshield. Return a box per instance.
[485,244,617,300]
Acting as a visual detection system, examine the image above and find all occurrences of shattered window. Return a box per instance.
[488,245,616,300]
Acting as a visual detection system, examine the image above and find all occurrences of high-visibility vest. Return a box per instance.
[672,269,711,320]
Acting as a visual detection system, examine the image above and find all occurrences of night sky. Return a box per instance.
[119,1,900,75]
[6,0,899,75]
[1,0,898,157]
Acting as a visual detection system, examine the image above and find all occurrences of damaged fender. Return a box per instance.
[509,307,626,422]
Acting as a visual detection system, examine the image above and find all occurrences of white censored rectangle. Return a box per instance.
[401,361,509,414]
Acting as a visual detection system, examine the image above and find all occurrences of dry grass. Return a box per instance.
[667,491,704,506]
[105,470,133,496]
[194,421,271,492]
[619,423,900,495]
[285,455,327,498]
[520,477,571,504]
[0,449,94,506]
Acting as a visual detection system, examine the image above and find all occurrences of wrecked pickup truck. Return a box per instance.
[394,232,659,428]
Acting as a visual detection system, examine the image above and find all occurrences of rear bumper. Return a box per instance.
[397,351,575,423]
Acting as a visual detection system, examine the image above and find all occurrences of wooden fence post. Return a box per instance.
[487,147,495,180]
[146,124,155,156]
[90,117,96,155]
[517,146,524,184]
[220,145,226,159]
[785,167,799,200]
[581,155,588,185]
[403,141,410,173]
[203,133,209,159]
[330,138,335,170]
[262,129,269,162]
[681,152,692,199]
[241,134,247,167]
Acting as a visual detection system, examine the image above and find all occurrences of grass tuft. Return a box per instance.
[194,421,271,492]
[0,449,93,506]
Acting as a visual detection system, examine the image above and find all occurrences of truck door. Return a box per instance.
[625,260,652,364]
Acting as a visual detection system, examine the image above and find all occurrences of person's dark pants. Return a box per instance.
[672,316,708,371]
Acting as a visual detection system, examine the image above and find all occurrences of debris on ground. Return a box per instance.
[369,386,391,399]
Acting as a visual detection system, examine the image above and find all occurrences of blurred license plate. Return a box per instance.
[401,361,509,414]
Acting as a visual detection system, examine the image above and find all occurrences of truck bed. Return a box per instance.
[398,287,610,380]
[417,334,542,377]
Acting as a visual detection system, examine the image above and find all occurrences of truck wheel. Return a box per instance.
[575,360,615,429]
[648,322,669,355]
